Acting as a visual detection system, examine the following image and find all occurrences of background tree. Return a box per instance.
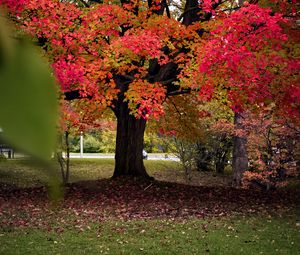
[157,96,233,174]
[179,2,299,185]
[57,99,114,184]
[242,109,300,190]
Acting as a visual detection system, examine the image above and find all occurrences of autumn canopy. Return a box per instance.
[1,0,299,180]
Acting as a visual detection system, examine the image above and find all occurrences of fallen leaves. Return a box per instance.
[0,177,299,232]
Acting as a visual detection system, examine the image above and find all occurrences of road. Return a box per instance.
[69,153,180,161]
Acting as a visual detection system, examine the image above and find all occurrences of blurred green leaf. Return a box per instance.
[0,17,58,161]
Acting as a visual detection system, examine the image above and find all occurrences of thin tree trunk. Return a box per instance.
[216,154,226,174]
[56,131,70,185]
[57,151,66,184]
[232,112,248,187]
[113,100,151,178]
[65,131,70,184]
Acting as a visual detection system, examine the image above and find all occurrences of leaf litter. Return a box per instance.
[0,177,299,232]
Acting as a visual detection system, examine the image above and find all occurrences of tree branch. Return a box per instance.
[164,0,171,18]
[64,90,92,100]
[177,7,199,22]
[167,89,191,97]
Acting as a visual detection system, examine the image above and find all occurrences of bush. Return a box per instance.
[241,112,300,190]
[83,135,102,153]
[68,135,80,152]
[98,131,115,153]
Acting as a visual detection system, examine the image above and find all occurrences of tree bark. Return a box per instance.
[232,112,248,187]
[182,0,201,25]
[113,100,151,178]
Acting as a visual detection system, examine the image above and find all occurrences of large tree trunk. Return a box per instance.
[113,100,151,178]
[232,112,248,187]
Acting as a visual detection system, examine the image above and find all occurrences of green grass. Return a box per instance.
[0,158,231,188]
[1,216,299,255]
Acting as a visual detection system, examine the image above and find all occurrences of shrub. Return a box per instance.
[241,111,299,190]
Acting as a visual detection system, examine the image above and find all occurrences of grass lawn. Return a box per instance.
[0,158,231,187]
[0,158,299,254]
[0,216,299,255]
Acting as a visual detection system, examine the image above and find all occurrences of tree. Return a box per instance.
[2,0,299,181]
[157,96,234,174]
[241,109,300,190]
[57,100,113,184]
[181,1,299,185]
[232,112,248,186]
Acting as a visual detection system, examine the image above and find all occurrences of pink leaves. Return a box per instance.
[52,57,85,92]
[201,0,219,13]
[0,0,27,13]
[194,4,299,117]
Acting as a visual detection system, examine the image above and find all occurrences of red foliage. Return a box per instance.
[192,4,300,120]
[238,110,300,189]
[52,57,85,92]
[1,0,299,128]
[0,0,27,13]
